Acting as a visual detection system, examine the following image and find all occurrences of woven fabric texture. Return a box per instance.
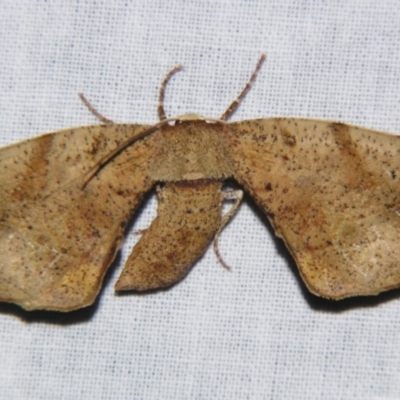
[0,1,400,399]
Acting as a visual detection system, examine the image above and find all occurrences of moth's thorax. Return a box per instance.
[148,120,234,181]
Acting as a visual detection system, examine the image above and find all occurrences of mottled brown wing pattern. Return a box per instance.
[3,114,400,310]
[6,53,400,312]
[225,118,400,299]
[0,124,156,311]
[115,180,224,291]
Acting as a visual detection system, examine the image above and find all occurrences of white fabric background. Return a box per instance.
[1,1,400,399]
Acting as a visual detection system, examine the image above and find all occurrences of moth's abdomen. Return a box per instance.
[115,179,223,291]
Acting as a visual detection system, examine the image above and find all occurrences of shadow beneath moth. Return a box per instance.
[2,54,400,312]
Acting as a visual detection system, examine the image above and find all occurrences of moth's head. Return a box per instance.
[170,113,225,125]
[175,113,206,122]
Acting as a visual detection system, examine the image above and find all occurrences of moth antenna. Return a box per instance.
[220,54,266,121]
[81,117,176,188]
[79,93,114,125]
[213,189,244,270]
[158,65,184,121]
[80,113,225,189]
[133,228,148,236]
[213,236,231,271]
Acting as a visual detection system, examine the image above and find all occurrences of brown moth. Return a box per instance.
[1,55,400,312]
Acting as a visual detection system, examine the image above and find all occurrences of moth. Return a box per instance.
[1,55,400,312]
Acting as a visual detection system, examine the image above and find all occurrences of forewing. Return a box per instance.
[0,124,155,311]
[225,118,400,299]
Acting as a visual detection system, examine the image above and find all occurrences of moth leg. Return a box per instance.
[115,180,223,291]
[78,93,114,125]
[133,228,148,236]
[220,54,266,121]
[158,64,183,121]
[213,189,244,270]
